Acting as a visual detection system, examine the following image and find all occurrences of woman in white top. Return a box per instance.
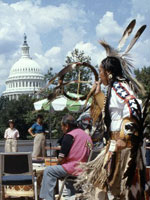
[4,120,19,152]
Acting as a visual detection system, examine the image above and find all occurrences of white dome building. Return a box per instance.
[3,34,45,100]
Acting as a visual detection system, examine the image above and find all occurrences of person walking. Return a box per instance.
[28,114,46,158]
[4,120,19,152]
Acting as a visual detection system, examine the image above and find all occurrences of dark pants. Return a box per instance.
[146,149,150,166]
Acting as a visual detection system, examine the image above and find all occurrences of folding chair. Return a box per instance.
[0,152,38,200]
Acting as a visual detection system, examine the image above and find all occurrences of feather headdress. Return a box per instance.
[99,19,146,94]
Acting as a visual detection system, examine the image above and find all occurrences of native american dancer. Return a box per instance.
[76,20,150,200]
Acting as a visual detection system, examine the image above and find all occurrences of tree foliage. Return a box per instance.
[134,66,150,95]
[0,95,34,139]
[44,67,57,85]
[63,49,97,95]
[134,66,150,138]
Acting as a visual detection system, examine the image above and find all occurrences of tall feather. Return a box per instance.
[125,25,147,54]
[99,40,119,57]
[118,19,136,51]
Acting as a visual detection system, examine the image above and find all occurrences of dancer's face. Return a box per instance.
[99,64,109,86]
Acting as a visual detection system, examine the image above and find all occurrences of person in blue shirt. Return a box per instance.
[28,115,46,158]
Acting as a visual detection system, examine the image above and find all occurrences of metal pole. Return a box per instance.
[49,102,52,164]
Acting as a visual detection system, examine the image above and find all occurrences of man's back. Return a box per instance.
[62,128,92,175]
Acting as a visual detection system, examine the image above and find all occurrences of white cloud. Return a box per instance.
[62,27,86,50]
[96,11,122,43]
[67,41,106,67]
[75,41,97,55]
[0,54,16,94]
[0,0,87,94]
[34,46,63,73]
[45,47,61,57]
[132,39,150,68]
[10,1,86,33]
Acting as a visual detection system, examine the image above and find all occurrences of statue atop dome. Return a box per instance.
[24,33,27,45]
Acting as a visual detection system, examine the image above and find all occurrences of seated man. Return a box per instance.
[40,114,93,200]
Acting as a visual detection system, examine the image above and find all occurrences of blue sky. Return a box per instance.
[0,0,149,94]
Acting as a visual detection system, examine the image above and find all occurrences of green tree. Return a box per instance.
[44,67,56,83]
[134,66,150,95]
[63,49,97,96]
[134,66,150,138]
[0,95,34,139]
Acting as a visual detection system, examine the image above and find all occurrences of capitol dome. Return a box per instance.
[10,59,41,76]
[3,34,45,100]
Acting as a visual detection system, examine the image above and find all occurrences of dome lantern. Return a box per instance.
[21,33,30,58]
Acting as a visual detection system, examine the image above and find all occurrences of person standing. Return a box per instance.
[78,56,148,199]
[4,120,19,152]
[28,114,46,158]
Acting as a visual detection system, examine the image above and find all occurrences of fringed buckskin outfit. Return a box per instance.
[76,20,149,200]
[76,81,149,200]
[101,81,145,199]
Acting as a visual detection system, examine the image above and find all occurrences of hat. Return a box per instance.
[8,119,14,123]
